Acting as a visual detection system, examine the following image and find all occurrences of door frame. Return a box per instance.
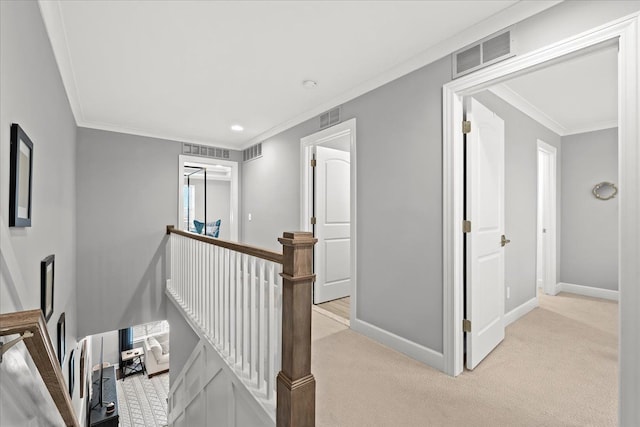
[536,140,558,297]
[178,155,239,241]
[300,118,357,322]
[442,13,639,423]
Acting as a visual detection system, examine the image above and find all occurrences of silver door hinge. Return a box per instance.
[311,217,316,225]
[463,220,471,233]
[463,319,471,333]
[462,121,471,134]
[310,159,317,167]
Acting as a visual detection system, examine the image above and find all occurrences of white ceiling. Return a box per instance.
[38,1,559,149]
[489,45,618,136]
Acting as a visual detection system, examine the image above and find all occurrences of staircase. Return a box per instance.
[164,227,317,426]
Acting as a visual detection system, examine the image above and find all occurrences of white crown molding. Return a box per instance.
[488,84,567,135]
[242,1,561,149]
[39,0,560,149]
[76,120,240,151]
[564,119,618,136]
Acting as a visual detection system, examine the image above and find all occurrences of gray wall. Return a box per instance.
[76,128,182,336]
[561,128,618,290]
[167,300,200,385]
[243,58,450,351]
[240,0,640,355]
[242,119,318,251]
[0,0,82,423]
[472,91,562,312]
[90,330,120,367]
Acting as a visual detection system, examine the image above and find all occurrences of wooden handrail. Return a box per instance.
[166,225,283,264]
[0,309,79,427]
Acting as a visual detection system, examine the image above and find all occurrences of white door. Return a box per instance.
[314,146,351,304]
[536,141,557,295]
[465,97,506,370]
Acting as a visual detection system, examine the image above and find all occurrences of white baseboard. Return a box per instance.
[504,297,539,327]
[351,318,444,372]
[557,282,619,301]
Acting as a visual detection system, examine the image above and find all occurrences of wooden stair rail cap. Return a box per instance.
[0,309,79,427]
[166,224,283,264]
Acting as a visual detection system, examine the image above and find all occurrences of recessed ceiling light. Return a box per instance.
[302,80,318,89]
[231,124,244,132]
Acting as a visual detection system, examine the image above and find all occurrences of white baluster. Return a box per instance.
[258,260,266,391]
[215,246,221,345]
[209,246,216,341]
[236,252,242,366]
[267,262,275,400]
[242,254,249,375]
[224,248,230,355]
[250,257,257,381]
[230,251,236,361]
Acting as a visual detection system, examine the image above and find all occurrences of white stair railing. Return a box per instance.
[166,226,317,427]
[167,228,283,405]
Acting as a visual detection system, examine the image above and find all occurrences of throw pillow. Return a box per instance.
[193,220,204,234]
[160,341,170,355]
[206,219,221,238]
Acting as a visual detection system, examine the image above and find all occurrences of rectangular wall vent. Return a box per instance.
[452,27,515,79]
[183,143,230,159]
[243,142,262,162]
[319,107,341,129]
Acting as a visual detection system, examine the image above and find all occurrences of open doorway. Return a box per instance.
[462,40,619,370]
[444,15,639,424]
[178,155,239,241]
[536,140,557,296]
[300,118,357,324]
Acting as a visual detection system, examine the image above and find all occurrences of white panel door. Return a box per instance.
[465,97,506,370]
[536,141,557,296]
[314,146,351,304]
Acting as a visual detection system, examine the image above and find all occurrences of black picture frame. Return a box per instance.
[9,123,33,227]
[41,255,55,322]
[57,312,65,366]
[69,349,75,397]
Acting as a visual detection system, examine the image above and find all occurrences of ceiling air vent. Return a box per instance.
[243,142,262,162]
[452,27,515,79]
[319,107,340,129]
[183,143,230,160]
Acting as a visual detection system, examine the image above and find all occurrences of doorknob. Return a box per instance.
[501,235,511,247]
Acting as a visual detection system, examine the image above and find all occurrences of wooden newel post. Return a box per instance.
[277,231,317,427]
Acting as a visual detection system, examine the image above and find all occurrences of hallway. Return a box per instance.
[312,292,617,426]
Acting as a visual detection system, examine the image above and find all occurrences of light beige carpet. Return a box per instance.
[312,292,618,427]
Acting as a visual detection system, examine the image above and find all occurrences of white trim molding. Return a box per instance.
[504,297,539,327]
[242,2,560,149]
[351,319,444,372]
[536,140,558,297]
[489,85,566,135]
[177,155,239,242]
[442,12,639,426]
[557,282,619,302]
[489,85,619,136]
[300,119,357,324]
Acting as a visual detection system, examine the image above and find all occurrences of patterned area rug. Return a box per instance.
[116,372,169,427]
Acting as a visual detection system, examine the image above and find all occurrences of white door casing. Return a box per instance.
[443,13,639,426]
[536,140,557,296]
[301,119,357,316]
[465,97,506,370]
[177,155,239,242]
[313,146,351,304]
